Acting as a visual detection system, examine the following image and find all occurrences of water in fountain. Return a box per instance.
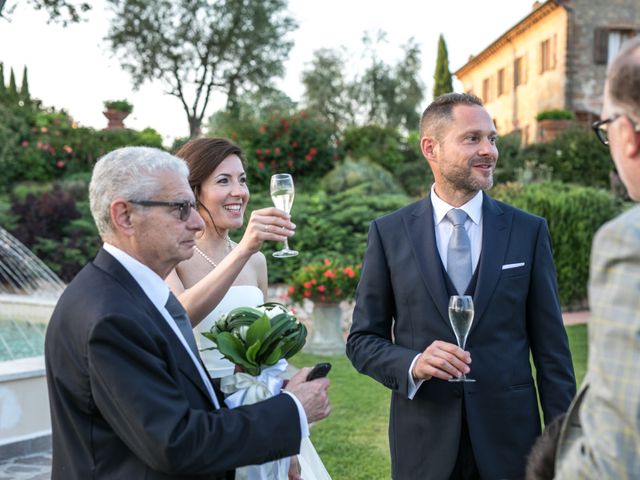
[0,226,65,299]
[0,226,65,361]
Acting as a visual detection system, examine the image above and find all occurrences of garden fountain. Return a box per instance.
[0,226,65,459]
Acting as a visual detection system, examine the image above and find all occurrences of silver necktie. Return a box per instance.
[446,209,472,295]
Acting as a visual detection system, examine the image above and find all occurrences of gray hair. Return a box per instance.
[89,146,189,239]
[419,92,484,141]
[607,34,640,119]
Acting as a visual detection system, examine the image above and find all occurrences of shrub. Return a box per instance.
[238,111,339,186]
[235,186,409,284]
[321,157,406,195]
[494,131,524,183]
[342,125,405,173]
[521,127,612,189]
[491,181,621,307]
[104,99,133,113]
[8,185,100,282]
[288,259,361,304]
[392,130,433,198]
[536,109,575,121]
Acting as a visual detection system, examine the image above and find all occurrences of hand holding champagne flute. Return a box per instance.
[448,295,475,382]
[270,173,298,258]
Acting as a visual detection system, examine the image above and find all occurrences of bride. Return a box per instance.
[166,137,330,480]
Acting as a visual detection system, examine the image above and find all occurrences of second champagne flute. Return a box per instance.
[270,173,298,258]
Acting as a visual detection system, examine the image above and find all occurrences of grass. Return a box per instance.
[289,324,588,479]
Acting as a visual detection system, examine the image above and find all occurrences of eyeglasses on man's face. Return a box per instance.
[129,200,196,221]
[592,114,640,146]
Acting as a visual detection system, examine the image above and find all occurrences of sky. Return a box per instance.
[0,0,536,144]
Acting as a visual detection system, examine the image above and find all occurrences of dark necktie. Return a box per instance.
[165,292,199,357]
[446,209,472,295]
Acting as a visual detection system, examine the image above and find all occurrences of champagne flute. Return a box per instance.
[270,173,298,258]
[448,295,475,383]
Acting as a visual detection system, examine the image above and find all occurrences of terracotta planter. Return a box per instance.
[103,109,130,129]
[537,119,575,143]
[304,302,345,356]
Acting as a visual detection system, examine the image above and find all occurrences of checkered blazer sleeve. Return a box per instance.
[555,206,640,479]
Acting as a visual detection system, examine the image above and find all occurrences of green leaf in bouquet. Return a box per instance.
[258,315,292,357]
[280,324,308,359]
[263,346,283,366]
[200,330,218,349]
[225,307,263,331]
[246,314,271,347]
[246,340,262,364]
[215,332,251,368]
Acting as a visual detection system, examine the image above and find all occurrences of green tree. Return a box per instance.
[207,87,296,137]
[7,67,17,99]
[20,65,30,101]
[0,63,5,97]
[105,0,297,138]
[301,32,423,131]
[301,48,356,130]
[433,34,453,98]
[0,1,91,25]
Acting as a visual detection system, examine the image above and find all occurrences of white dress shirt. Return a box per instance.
[407,187,484,398]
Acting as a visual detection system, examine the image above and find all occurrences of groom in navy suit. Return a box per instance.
[347,93,575,479]
[45,146,330,479]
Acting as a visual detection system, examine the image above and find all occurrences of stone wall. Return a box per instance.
[455,0,640,143]
[568,0,640,119]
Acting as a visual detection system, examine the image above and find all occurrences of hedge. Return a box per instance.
[491,181,621,307]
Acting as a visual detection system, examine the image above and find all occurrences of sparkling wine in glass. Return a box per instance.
[270,173,298,258]
[448,295,475,383]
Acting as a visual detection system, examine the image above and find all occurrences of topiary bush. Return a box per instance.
[320,157,406,195]
[491,181,621,308]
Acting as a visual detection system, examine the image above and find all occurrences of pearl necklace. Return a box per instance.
[194,237,233,268]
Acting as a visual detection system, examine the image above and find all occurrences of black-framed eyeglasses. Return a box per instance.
[592,115,621,145]
[592,114,640,146]
[128,200,196,221]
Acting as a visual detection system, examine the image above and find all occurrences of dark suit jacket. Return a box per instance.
[346,194,576,480]
[45,249,301,480]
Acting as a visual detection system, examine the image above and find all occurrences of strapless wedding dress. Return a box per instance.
[195,285,264,378]
[194,285,332,480]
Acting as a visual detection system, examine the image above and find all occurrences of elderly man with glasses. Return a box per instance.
[553,35,640,479]
[45,146,331,480]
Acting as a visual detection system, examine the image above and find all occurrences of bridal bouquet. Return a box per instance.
[202,303,307,479]
[201,302,307,376]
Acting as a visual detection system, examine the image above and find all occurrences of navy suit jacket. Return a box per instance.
[45,249,301,480]
[346,193,576,479]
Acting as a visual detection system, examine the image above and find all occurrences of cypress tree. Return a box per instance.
[20,66,30,100]
[433,34,453,98]
[8,68,18,99]
[0,63,5,96]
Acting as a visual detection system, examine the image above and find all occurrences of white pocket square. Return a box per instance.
[502,262,525,270]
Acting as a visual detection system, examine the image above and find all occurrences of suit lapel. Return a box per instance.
[404,198,450,325]
[471,194,510,329]
[93,248,218,406]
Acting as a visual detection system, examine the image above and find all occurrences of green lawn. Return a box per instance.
[289,324,588,480]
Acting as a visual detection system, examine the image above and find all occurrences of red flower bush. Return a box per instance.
[287,259,361,304]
